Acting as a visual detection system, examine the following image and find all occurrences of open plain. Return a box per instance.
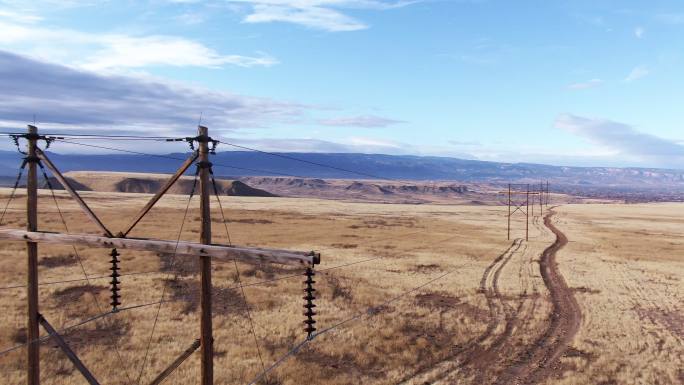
[0,188,682,385]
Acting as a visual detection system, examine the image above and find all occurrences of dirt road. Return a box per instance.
[495,209,582,384]
[400,209,581,385]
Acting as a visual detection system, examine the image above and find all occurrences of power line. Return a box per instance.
[245,268,461,384]
[52,139,314,179]
[35,137,398,181]
[247,338,310,385]
[0,131,176,140]
[0,300,161,357]
[40,163,135,383]
[135,170,198,385]
[212,174,266,372]
[217,140,399,181]
[0,270,159,291]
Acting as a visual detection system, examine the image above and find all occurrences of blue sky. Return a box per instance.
[0,0,683,168]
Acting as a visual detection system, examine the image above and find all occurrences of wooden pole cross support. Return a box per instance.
[7,125,321,385]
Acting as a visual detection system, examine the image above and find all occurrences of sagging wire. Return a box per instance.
[208,146,266,372]
[38,159,135,383]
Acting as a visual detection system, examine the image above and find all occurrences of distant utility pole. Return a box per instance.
[507,184,511,240]
[526,184,530,241]
[546,180,550,206]
[540,180,543,213]
[505,183,535,241]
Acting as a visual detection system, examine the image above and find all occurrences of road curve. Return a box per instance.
[495,208,582,385]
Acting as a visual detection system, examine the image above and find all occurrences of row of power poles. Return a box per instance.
[506,181,550,241]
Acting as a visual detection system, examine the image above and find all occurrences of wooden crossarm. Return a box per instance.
[0,229,319,267]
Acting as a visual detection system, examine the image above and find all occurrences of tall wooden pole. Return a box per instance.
[546,180,549,206]
[507,184,511,240]
[531,185,534,217]
[525,184,529,241]
[540,180,543,213]
[26,125,40,385]
[198,125,213,385]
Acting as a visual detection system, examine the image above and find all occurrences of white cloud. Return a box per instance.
[176,12,207,25]
[227,0,418,31]
[317,115,405,128]
[0,19,278,71]
[624,65,649,82]
[228,135,473,157]
[634,26,645,38]
[568,78,603,90]
[655,13,684,25]
[0,8,42,23]
[0,50,302,136]
[555,114,684,168]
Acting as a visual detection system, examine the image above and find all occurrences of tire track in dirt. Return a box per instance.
[495,209,581,385]
[397,239,526,385]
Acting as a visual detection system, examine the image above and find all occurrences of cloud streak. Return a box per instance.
[317,114,405,128]
[568,78,603,90]
[555,114,684,167]
[0,19,277,71]
[624,65,649,82]
[228,0,418,31]
[0,50,302,135]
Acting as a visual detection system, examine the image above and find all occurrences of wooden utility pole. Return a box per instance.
[507,184,511,240]
[546,180,550,206]
[525,184,529,241]
[531,185,534,217]
[197,125,213,385]
[26,125,39,385]
[539,180,543,213]
[3,125,320,385]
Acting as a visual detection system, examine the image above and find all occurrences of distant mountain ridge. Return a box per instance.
[1,150,683,189]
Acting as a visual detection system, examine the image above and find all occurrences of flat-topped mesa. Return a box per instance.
[0,229,320,267]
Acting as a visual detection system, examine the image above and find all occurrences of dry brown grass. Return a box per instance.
[0,188,681,384]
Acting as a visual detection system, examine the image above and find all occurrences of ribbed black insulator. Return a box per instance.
[303,267,317,338]
[109,248,121,312]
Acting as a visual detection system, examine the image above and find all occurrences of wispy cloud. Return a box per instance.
[317,115,405,128]
[229,135,474,157]
[555,114,684,167]
[624,65,649,82]
[0,19,278,71]
[227,0,418,32]
[634,26,645,38]
[0,8,42,23]
[655,12,684,25]
[0,50,302,135]
[568,78,603,90]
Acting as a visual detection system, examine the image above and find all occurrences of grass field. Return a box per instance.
[0,188,682,384]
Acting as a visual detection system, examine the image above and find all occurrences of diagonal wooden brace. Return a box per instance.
[38,314,101,385]
[148,339,201,385]
[36,149,113,237]
[120,152,199,237]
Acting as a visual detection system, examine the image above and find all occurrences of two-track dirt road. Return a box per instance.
[495,209,582,384]
[401,209,582,385]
